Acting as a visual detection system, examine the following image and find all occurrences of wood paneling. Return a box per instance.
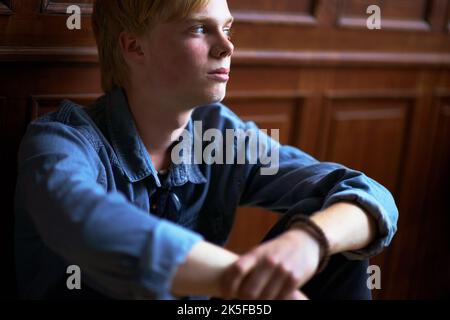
[228,0,318,25]
[417,96,450,298]
[340,0,428,19]
[0,95,20,300]
[226,97,299,145]
[41,0,93,15]
[1,0,449,300]
[0,96,6,137]
[337,0,445,31]
[2,47,450,68]
[448,1,450,31]
[0,0,13,14]
[0,96,7,162]
[426,0,449,32]
[224,96,303,254]
[319,93,414,196]
[226,207,280,253]
[229,0,315,13]
[30,93,99,120]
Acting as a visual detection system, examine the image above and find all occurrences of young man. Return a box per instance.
[14,0,398,300]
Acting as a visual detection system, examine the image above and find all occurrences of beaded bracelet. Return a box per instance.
[286,214,331,274]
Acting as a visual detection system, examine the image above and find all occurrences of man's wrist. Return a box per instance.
[286,215,331,274]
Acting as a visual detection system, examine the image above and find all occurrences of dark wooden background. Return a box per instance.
[1,0,449,299]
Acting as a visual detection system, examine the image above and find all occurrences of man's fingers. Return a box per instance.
[289,290,309,300]
[237,257,279,299]
[221,255,256,299]
[275,272,303,300]
[258,264,293,300]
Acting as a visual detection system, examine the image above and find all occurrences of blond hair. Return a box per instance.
[92,0,209,93]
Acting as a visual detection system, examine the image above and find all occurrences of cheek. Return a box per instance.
[186,40,209,55]
[174,41,209,72]
[148,41,210,86]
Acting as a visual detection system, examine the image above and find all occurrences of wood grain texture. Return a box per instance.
[41,0,93,15]
[1,0,449,299]
[0,0,13,14]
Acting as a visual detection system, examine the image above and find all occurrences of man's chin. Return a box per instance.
[203,88,227,105]
[183,87,227,108]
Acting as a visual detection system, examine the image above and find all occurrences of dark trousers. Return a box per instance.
[260,212,372,300]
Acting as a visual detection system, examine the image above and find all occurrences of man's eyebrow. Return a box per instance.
[185,16,234,24]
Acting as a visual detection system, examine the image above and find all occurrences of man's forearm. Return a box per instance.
[170,241,239,298]
[308,202,378,255]
[170,202,378,298]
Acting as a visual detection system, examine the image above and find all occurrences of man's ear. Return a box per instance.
[118,31,146,65]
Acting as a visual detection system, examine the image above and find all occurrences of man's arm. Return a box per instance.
[237,118,398,260]
[170,241,238,297]
[218,202,378,300]
[17,118,206,299]
[170,241,308,300]
[214,114,398,299]
[309,201,378,255]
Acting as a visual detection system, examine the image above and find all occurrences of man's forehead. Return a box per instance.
[184,14,234,24]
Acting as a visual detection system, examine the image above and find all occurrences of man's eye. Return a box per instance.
[223,27,233,38]
[192,26,206,34]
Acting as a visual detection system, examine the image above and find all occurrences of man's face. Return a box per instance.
[141,0,234,109]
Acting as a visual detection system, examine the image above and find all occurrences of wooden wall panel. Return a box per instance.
[0,0,14,15]
[30,93,99,119]
[226,207,280,253]
[1,0,449,299]
[41,0,93,15]
[1,95,22,300]
[228,0,318,25]
[226,98,298,145]
[228,0,314,13]
[338,0,441,31]
[0,63,102,95]
[228,67,301,93]
[0,96,7,169]
[319,94,414,196]
[396,93,450,299]
[340,0,427,19]
[415,96,450,298]
[0,96,6,141]
[0,0,95,47]
[426,0,449,32]
[0,0,13,14]
[447,1,450,31]
[337,0,449,32]
[224,97,303,253]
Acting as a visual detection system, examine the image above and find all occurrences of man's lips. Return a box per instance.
[207,68,230,82]
[208,68,230,75]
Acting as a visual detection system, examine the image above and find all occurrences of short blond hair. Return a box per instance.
[92,0,209,93]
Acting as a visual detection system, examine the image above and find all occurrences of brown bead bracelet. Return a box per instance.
[286,214,331,274]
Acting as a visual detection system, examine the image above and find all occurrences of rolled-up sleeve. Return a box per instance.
[16,120,203,299]
[237,120,398,260]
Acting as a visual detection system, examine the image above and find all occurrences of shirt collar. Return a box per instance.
[105,88,207,187]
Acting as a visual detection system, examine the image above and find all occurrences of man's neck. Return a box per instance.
[124,86,194,170]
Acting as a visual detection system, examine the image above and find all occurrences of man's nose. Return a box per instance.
[211,35,234,59]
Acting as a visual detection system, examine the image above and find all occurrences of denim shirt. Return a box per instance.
[14,88,398,299]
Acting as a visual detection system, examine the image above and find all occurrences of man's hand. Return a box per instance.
[219,229,320,300]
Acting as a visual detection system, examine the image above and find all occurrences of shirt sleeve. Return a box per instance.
[237,120,399,260]
[16,119,203,299]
